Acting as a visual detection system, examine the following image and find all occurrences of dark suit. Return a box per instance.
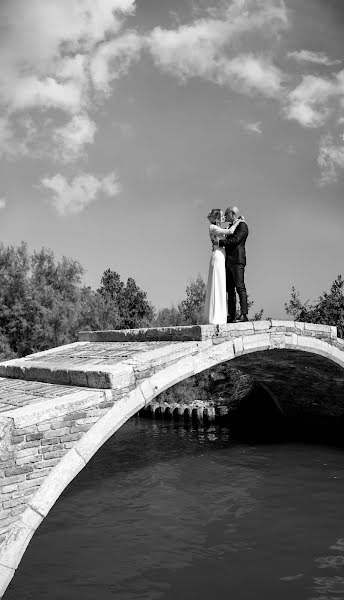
[220,221,249,319]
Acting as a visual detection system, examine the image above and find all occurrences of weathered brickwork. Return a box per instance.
[0,391,117,541]
[0,321,342,597]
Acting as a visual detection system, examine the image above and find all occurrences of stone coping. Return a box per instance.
[0,322,339,390]
[0,387,109,428]
[79,321,337,342]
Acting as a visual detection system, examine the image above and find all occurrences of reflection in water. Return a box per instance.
[5,418,344,600]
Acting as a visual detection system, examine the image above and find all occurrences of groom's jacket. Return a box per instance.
[221,221,249,265]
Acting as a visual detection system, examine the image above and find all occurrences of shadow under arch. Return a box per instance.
[3,334,344,595]
[220,348,344,441]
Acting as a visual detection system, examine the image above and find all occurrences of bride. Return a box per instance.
[203,209,244,325]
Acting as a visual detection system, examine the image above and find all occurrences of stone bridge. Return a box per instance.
[0,320,343,597]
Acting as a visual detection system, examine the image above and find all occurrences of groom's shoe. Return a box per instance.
[237,314,248,322]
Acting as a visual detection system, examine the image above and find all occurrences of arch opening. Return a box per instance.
[149,348,344,443]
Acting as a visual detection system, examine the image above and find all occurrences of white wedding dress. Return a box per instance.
[203,224,227,325]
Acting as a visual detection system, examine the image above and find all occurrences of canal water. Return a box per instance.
[6,418,344,600]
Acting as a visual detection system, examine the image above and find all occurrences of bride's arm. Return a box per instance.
[210,224,232,236]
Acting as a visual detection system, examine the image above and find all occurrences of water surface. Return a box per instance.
[6,418,344,600]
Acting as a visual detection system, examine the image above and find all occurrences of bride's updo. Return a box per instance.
[207,209,222,224]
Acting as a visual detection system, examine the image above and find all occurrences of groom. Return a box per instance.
[219,206,249,323]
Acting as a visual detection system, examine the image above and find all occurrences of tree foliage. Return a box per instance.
[154,306,183,327]
[97,269,154,329]
[285,275,344,338]
[0,243,86,356]
[0,244,155,358]
[178,275,207,325]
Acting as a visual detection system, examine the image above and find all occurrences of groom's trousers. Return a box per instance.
[226,263,248,318]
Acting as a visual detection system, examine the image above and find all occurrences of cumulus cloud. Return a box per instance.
[0,0,137,157]
[288,50,341,67]
[147,0,288,98]
[241,120,262,134]
[41,172,121,215]
[0,0,136,113]
[2,0,344,188]
[52,114,97,162]
[284,73,342,127]
[318,134,344,185]
[219,54,284,98]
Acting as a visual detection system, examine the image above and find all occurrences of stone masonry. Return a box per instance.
[0,320,343,597]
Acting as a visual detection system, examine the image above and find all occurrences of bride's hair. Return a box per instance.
[207,209,222,224]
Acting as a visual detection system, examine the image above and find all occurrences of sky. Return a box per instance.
[0,0,343,319]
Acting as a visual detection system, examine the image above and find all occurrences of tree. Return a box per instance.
[0,243,89,356]
[0,242,34,355]
[77,286,119,332]
[121,277,154,329]
[0,333,16,361]
[97,269,124,303]
[285,275,344,338]
[97,269,154,329]
[178,275,206,325]
[29,249,85,350]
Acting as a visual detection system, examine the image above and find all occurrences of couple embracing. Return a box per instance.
[203,206,249,325]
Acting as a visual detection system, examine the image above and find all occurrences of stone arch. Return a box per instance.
[2,333,344,596]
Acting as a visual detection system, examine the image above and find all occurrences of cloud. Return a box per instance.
[0,0,137,157]
[241,120,262,134]
[219,54,284,98]
[0,198,6,210]
[318,134,344,185]
[284,69,344,179]
[284,73,341,127]
[288,50,341,67]
[52,113,97,162]
[147,0,288,98]
[41,172,121,215]
[0,0,136,113]
[8,77,85,115]
[0,115,35,157]
[90,31,142,94]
